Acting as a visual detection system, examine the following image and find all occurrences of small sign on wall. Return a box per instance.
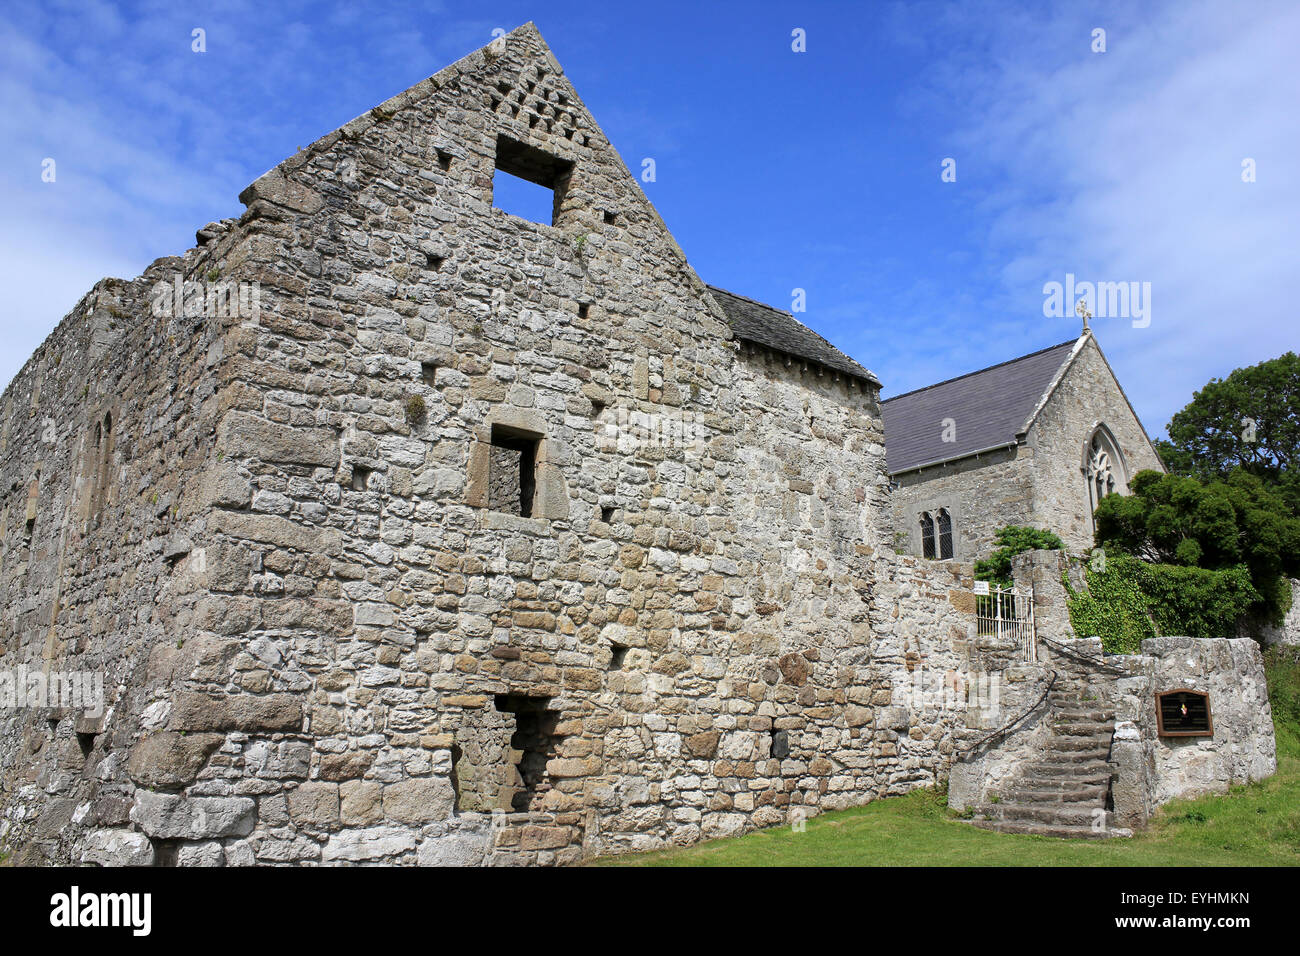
[1156,689,1213,737]
[973,581,990,595]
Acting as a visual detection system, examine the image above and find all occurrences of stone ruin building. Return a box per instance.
[0,24,1276,866]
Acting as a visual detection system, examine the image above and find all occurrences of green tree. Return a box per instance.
[1094,469,1300,622]
[1157,351,1300,509]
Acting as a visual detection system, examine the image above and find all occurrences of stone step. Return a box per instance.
[1021,762,1112,782]
[1002,784,1108,804]
[1051,721,1115,736]
[1045,735,1113,752]
[1051,709,1115,722]
[976,803,1106,827]
[1034,750,1111,766]
[970,818,1124,840]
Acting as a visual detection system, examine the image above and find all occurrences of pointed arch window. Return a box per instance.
[920,512,936,559]
[1084,425,1125,516]
[936,508,953,560]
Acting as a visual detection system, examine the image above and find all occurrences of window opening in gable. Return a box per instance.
[491,134,574,226]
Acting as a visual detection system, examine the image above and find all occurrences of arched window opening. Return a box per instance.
[1085,426,1125,516]
[937,508,954,560]
[920,512,936,559]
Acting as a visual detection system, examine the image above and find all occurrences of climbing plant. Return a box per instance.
[1063,553,1155,654]
[1064,552,1259,653]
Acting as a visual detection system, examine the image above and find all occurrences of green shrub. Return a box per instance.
[974,525,1065,587]
[1138,562,1258,640]
[1265,646,1300,733]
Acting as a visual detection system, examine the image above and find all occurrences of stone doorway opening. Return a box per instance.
[495,694,562,812]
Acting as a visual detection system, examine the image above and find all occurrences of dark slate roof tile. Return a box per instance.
[881,339,1079,474]
[706,285,879,384]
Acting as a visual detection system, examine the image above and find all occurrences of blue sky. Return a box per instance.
[2,0,1297,438]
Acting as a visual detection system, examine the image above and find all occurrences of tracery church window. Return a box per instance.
[920,512,935,559]
[1085,426,1125,515]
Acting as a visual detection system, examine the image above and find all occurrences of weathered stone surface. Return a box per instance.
[218,411,339,467]
[319,751,374,782]
[130,792,257,839]
[125,732,225,790]
[287,782,341,826]
[176,841,226,867]
[382,778,454,824]
[170,692,304,733]
[238,169,325,215]
[321,826,416,863]
[417,828,489,867]
[340,781,384,826]
[81,828,155,867]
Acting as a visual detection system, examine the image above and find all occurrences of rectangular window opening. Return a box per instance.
[350,465,372,492]
[491,134,574,226]
[421,361,438,386]
[608,644,628,669]
[600,505,615,524]
[488,424,540,518]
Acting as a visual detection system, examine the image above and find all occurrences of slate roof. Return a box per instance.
[881,339,1080,474]
[706,285,879,385]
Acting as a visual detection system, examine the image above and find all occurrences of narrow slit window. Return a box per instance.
[488,425,540,518]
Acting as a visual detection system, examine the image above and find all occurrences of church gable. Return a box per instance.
[1024,335,1165,548]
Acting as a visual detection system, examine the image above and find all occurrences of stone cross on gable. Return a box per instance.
[1075,299,1092,333]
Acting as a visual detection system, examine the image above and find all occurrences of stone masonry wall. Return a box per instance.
[0,229,250,863]
[1025,335,1165,551]
[888,445,1033,561]
[2,24,997,866]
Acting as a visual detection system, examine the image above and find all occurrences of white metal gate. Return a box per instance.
[975,583,1038,661]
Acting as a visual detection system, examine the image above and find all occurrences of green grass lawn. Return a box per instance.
[605,649,1300,867]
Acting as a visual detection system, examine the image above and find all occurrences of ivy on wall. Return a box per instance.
[1064,552,1260,653]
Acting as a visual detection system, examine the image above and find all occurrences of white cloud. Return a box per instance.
[912,0,1300,433]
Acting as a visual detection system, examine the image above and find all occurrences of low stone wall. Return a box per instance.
[1137,637,1275,809]
[948,628,1278,830]
[1255,579,1300,646]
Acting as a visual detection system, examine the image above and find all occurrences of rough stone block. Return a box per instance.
[130,792,256,839]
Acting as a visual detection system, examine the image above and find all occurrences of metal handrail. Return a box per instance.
[954,669,1057,759]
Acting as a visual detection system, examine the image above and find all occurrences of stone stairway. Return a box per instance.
[970,678,1127,839]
